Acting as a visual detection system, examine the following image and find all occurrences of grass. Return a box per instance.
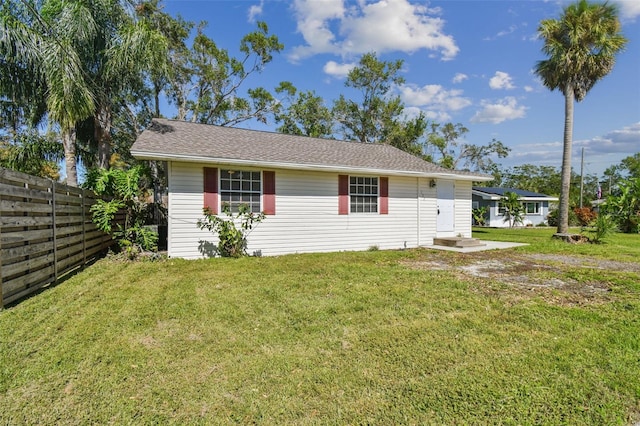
[473,226,640,262]
[1,229,639,424]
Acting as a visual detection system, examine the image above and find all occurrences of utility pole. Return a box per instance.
[609,175,612,195]
[579,147,584,208]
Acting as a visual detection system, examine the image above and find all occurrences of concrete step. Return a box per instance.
[433,237,486,248]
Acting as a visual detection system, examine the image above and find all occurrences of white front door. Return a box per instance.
[436,180,455,233]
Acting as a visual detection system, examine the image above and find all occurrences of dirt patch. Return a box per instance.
[402,250,639,306]
[525,253,640,272]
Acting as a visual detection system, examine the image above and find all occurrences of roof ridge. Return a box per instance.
[133,119,492,181]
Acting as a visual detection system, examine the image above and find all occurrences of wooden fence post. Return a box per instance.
[52,180,58,284]
[0,188,3,308]
[82,189,87,267]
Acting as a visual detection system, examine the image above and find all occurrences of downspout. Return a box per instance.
[416,177,421,247]
[167,161,172,257]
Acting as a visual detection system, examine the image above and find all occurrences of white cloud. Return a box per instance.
[489,71,515,90]
[289,0,459,62]
[403,106,451,122]
[505,123,640,173]
[452,73,468,84]
[289,0,345,61]
[323,60,356,78]
[523,85,534,93]
[399,84,471,123]
[576,122,640,154]
[248,0,264,22]
[510,141,563,163]
[484,24,518,41]
[470,97,527,124]
[400,84,472,111]
[612,0,640,21]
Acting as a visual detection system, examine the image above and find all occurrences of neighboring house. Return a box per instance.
[472,187,558,228]
[131,119,492,258]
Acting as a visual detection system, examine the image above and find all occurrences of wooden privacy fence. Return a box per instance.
[0,167,117,307]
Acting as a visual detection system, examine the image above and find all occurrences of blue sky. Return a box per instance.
[161,0,640,177]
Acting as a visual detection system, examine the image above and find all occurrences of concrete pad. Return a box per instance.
[426,240,528,253]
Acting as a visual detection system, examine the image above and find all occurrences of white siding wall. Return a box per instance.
[167,162,466,258]
[418,178,437,245]
[488,201,504,227]
[454,180,473,237]
[167,162,215,259]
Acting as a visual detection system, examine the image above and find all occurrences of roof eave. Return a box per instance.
[132,150,491,181]
[472,190,559,201]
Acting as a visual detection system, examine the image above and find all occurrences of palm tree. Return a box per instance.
[1,0,94,186]
[0,131,63,179]
[535,0,627,235]
[501,192,524,228]
[1,0,167,185]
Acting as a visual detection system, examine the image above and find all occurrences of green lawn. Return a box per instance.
[473,226,640,262]
[1,228,639,424]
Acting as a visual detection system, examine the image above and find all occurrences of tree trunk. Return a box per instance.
[149,160,163,223]
[557,85,575,234]
[62,127,78,187]
[95,105,112,169]
[154,81,161,118]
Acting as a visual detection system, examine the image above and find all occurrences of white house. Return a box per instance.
[472,187,558,228]
[131,119,492,258]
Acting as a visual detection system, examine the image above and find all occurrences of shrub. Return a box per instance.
[501,192,524,228]
[472,206,488,226]
[573,207,597,226]
[601,177,640,233]
[85,166,158,257]
[584,214,618,244]
[197,204,266,258]
[547,208,579,227]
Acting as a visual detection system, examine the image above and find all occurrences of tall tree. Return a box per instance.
[275,88,333,138]
[425,122,510,172]
[332,52,427,156]
[535,0,627,234]
[1,0,95,185]
[605,152,640,185]
[71,0,168,170]
[1,0,167,185]
[166,21,287,127]
[0,1,48,136]
[134,0,193,119]
[0,131,62,179]
[500,163,599,206]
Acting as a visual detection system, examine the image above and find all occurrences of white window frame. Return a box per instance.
[522,202,541,215]
[497,202,506,216]
[349,176,378,213]
[219,169,262,213]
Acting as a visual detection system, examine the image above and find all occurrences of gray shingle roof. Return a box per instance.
[131,118,491,180]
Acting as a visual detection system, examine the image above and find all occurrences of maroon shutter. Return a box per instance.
[380,177,388,214]
[338,175,349,215]
[263,171,276,215]
[203,167,218,214]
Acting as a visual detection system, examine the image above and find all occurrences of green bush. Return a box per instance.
[584,214,618,244]
[501,192,524,228]
[85,166,158,256]
[197,204,266,258]
[601,177,640,233]
[547,208,579,227]
[472,206,488,226]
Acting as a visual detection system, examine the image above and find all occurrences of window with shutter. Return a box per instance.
[339,175,388,214]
